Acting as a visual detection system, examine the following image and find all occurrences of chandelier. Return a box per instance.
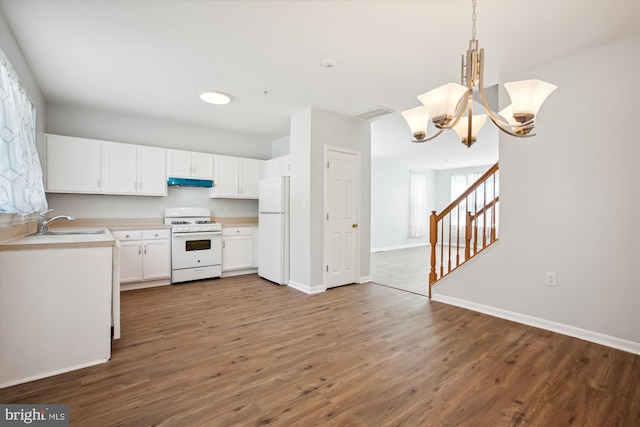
[401,0,557,147]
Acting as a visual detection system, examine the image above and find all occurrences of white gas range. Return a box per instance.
[164,207,222,284]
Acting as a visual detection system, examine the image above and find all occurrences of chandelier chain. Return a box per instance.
[471,0,477,41]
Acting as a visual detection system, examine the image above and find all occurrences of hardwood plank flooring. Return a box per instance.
[1,275,638,426]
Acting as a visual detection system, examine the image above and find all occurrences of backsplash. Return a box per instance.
[0,214,38,243]
[46,187,258,220]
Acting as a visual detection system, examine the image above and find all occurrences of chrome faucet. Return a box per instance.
[37,209,76,234]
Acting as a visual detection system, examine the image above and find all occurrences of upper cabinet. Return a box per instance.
[167,150,213,180]
[46,134,166,197]
[263,154,292,179]
[102,142,167,196]
[46,134,103,194]
[45,134,267,199]
[210,155,263,199]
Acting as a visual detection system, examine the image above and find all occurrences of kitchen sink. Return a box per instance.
[46,230,106,235]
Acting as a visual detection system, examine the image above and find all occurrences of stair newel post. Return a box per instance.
[429,211,437,298]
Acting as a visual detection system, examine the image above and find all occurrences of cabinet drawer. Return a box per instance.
[222,227,253,236]
[112,230,143,241]
[142,229,170,240]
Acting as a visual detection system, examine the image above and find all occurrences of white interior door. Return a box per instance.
[325,148,359,288]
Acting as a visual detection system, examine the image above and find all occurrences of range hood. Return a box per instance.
[167,177,213,188]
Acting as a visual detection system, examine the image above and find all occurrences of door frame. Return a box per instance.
[323,145,361,289]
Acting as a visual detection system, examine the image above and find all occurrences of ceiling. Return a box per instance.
[1,0,638,169]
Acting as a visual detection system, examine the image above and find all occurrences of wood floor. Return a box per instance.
[1,275,639,426]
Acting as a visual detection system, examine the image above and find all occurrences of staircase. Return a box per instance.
[428,162,499,298]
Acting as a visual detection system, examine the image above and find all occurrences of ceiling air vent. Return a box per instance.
[352,106,395,121]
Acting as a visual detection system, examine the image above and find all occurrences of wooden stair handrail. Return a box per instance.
[429,161,499,298]
[435,162,499,221]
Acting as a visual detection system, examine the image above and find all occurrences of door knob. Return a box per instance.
[352,224,358,228]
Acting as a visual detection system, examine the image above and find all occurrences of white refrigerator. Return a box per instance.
[258,176,290,285]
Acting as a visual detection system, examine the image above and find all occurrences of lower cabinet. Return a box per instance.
[222,226,259,275]
[113,229,171,287]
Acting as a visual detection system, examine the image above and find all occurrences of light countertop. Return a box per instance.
[0,227,116,251]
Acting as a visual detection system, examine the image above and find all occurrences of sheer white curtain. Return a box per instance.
[0,50,47,215]
[409,171,428,237]
[450,170,483,225]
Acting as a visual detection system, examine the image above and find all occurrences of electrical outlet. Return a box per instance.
[224,206,229,214]
[118,205,126,213]
[545,272,557,286]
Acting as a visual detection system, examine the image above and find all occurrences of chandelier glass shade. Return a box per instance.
[402,0,557,147]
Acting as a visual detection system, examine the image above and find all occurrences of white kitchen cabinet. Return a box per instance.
[264,157,280,179]
[167,149,214,180]
[210,155,263,199]
[142,230,172,280]
[279,154,292,177]
[46,134,103,194]
[263,155,291,179]
[0,246,112,388]
[222,227,253,271]
[113,229,170,286]
[102,142,167,196]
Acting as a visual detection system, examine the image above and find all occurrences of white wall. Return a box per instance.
[43,104,271,219]
[46,104,271,158]
[370,158,435,251]
[271,135,290,157]
[433,35,640,349]
[290,107,371,293]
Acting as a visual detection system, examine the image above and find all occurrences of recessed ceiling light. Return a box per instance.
[200,92,231,105]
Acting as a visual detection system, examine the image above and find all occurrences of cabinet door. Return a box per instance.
[191,152,214,179]
[210,155,240,198]
[222,235,253,271]
[142,239,171,280]
[167,149,193,178]
[102,142,138,194]
[119,240,142,283]
[138,146,167,196]
[46,135,102,193]
[239,158,262,198]
[264,158,280,179]
[280,154,292,177]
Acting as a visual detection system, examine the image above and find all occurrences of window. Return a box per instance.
[450,169,498,225]
[0,49,47,215]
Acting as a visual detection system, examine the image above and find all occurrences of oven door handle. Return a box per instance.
[173,231,221,238]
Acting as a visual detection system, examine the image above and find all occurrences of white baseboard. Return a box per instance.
[359,275,372,283]
[431,294,640,356]
[287,280,326,295]
[371,242,428,253]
